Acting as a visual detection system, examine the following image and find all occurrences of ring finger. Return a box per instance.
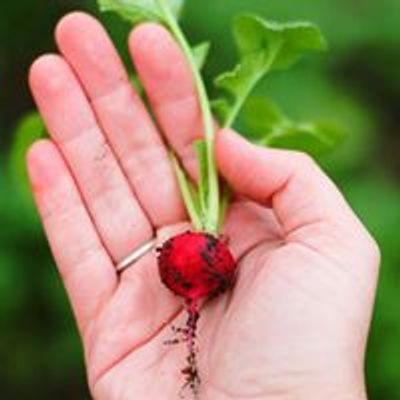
[29,54,152,263]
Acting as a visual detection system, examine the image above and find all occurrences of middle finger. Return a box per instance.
[55,12,185,227]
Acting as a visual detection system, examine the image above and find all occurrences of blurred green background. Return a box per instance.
[1,0,399,398]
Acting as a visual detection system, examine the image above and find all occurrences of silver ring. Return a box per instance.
[116,239,157,273]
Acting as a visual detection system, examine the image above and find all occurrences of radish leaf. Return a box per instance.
[193,42,210,70]
[214,14,327,128]
[242,96,287,139]
[97,0,184,24]
[244,97,346,157]
[235,15,327,71]
[263,122,346,156]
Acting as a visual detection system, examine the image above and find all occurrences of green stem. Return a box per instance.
[158,0,219,234]
[171,154,203,231]
[223,71,263,129]
[218,184,231,231]
[223,40,284,129]
[215,42,285,230]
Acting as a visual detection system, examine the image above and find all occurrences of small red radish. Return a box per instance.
[157,232,237,301]
[157,232,237,395]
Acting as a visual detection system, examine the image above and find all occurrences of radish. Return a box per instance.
[99,0,328,396]
[157,232,236,393]
[158,232,236,302]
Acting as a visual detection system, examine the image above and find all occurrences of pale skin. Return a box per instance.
[27,12,380,400]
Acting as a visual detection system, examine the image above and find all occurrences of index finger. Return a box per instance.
[129,23,203,176]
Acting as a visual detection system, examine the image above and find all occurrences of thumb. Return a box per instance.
[216,129,360,237]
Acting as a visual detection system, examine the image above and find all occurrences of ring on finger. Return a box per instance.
[116,239,157,273]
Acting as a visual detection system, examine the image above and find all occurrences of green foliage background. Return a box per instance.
[0,0,399,398]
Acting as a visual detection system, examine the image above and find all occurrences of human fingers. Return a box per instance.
[29,54,153,264]
[55,13,185,226]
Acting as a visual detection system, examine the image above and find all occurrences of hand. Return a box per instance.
[27,12,379,400]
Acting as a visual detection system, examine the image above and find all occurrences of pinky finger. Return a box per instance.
[27,139,117,334]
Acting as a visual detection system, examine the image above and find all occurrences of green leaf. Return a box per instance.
[211,98,231,124]
[9,112,46,201]
[98,0,161,23]
[214,14,327,128]
[244,97,346,157]
[243,96,287,136]
[97,0,184,24]
[168,0,184,17]
[264,122,346,157]
[234,14,327,71]
[192,41,210,70]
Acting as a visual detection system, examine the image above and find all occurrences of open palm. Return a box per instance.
[27,13,379,400]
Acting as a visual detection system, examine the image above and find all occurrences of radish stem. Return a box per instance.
[157,0,219,235]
